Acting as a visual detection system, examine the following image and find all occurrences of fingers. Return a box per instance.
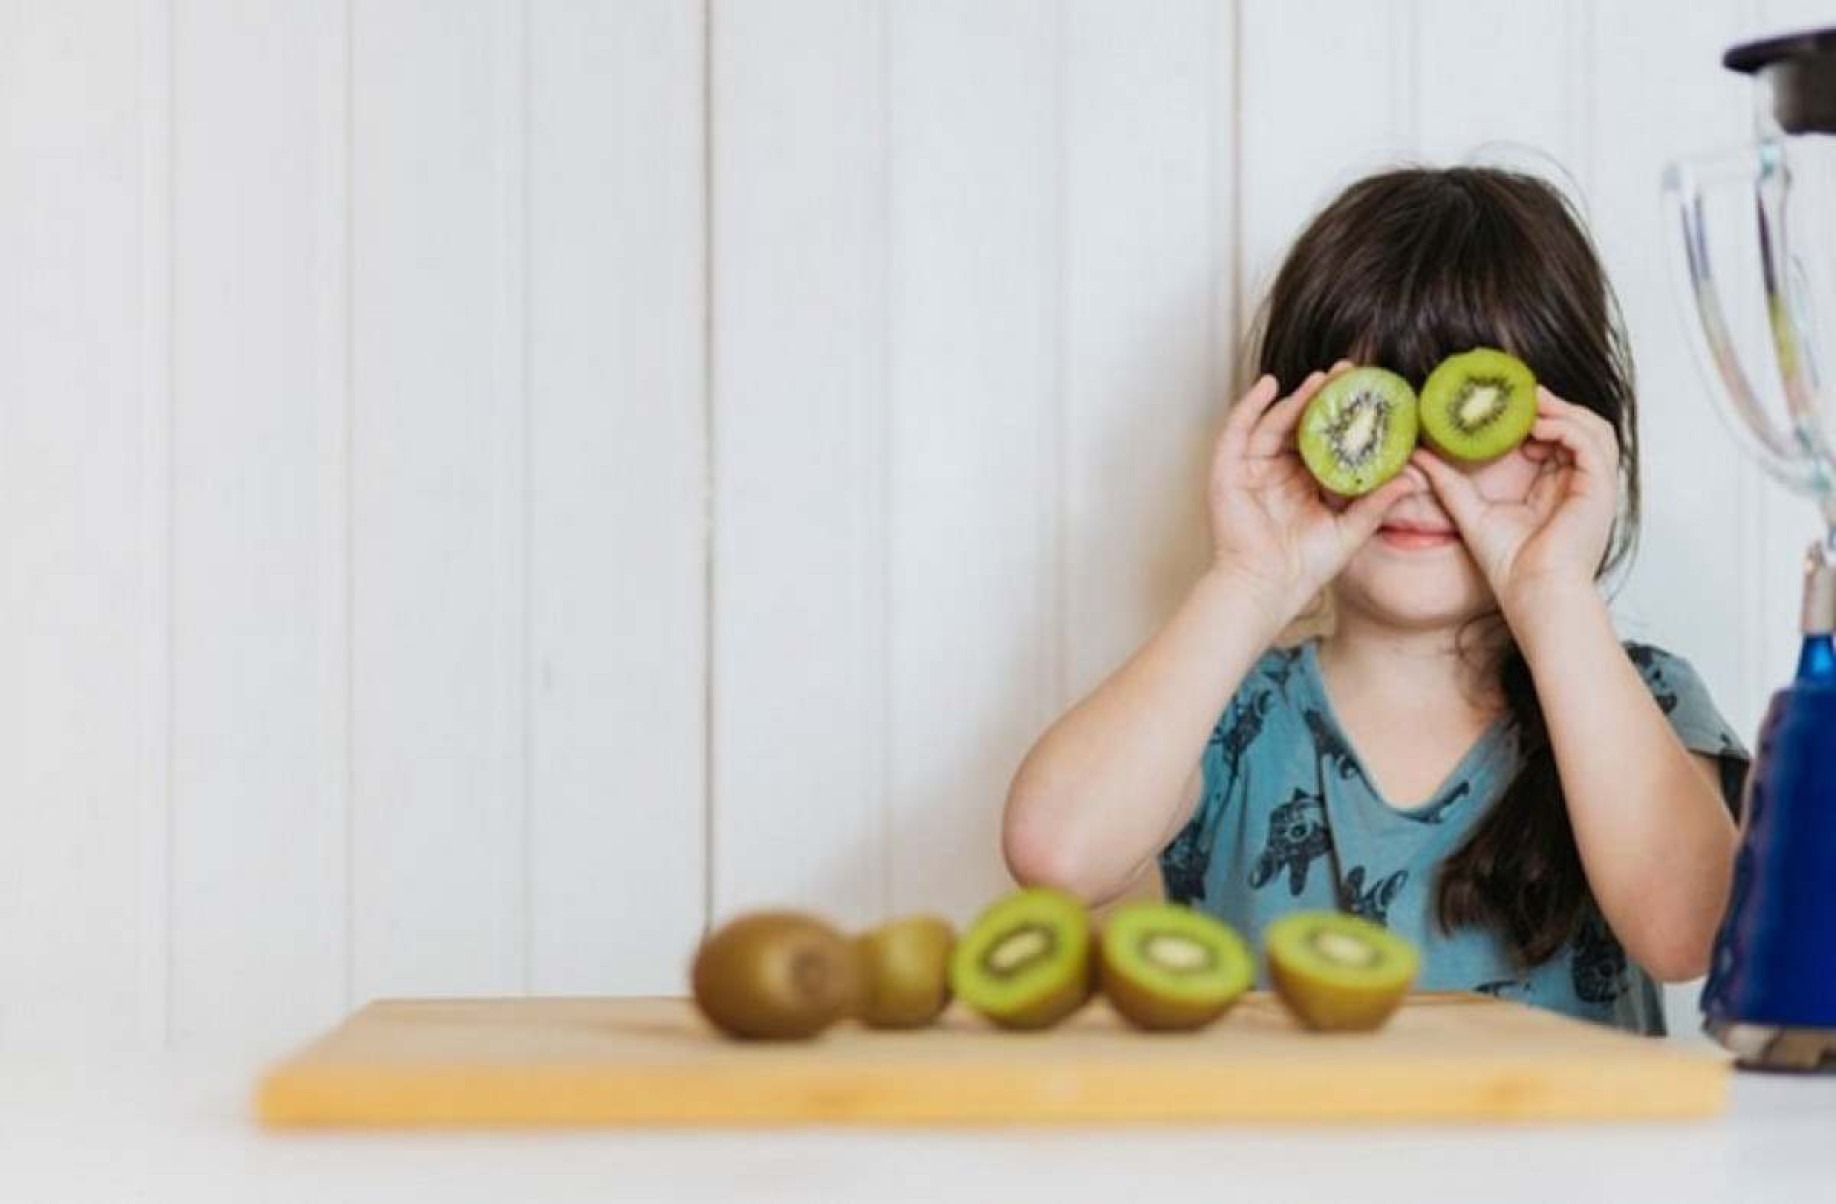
[1525,453,1568,516]
[1409,447,1488,533]
[1228,374,1281,429]
[1535,386,1619,457]
[1247,360,1356,457]
[1247,370,1326,455]
[1528,412,1608,492]
[1337,466,1423,541]
[1215,374,1281,465]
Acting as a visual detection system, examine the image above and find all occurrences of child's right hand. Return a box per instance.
[1207,363,1424,623]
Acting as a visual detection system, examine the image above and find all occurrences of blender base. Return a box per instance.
[1707,1020,1836,1071]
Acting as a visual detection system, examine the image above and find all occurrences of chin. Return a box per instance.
[1335,546,1495,632]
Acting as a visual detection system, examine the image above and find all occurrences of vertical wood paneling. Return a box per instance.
[527,0,707,993]
[882,0,1061,921]
[492,0,532,994]
[139,0,175,1053]
[1237,0,1416,341]
[0,1,158,1049]
[4,0,1815,1049]
[1058,0,1225,904]
[348,0,523,1000]
[710,0,889,921]
[1415,0,1580,169]
[167,0,346,1050]
[1592,0,1759,736]
[316,0,355,1017]
[1589,0,1756,1038]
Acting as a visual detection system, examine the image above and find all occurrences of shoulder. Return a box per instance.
[1620,640,1717,717]
[1204,643,1309,764]
[1222,643,1309,724]
[1620,639,1749,761]
[1621,640,1694,714]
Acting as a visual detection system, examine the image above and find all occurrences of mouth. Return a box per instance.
[1376,521,1460,551]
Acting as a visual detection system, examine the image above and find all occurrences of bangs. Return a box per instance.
[1259,168,1608,404]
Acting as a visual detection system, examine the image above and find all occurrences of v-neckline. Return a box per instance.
[1297,640,1513,819]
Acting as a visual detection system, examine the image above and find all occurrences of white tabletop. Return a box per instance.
[3,1055,1833,1204]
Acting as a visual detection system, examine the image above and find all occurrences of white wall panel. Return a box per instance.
[347,0,530,1000]
[1,0,1819,1050]
[526,0,707,993]
[1059,0,1229,907]
[167,0,348,1052]
[0,0,165,1050]
[882,0,1062,922]
[1595,1,1760,737]
[1416,0,1585,170]
[710,0,890,922]
[1237,0,1416,334]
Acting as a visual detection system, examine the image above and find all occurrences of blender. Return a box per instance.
[1664,26,1836,1071]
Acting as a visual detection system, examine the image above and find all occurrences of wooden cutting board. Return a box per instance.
[256,993,1728,1127]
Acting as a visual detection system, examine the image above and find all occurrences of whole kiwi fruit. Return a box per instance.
[691,911,860,1040]
[1296,366,1420,496]
[855,914,955,1029]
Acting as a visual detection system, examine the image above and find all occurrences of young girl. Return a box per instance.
[1002,166,1748,1034]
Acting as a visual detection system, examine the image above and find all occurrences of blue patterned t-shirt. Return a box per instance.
[1158,638,1750,1035]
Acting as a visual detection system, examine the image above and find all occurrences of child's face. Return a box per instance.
[1326,445,1542,629]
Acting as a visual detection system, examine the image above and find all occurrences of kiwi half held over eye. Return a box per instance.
[1098,902,1254,1032]
[1418,347,1538,462]
[691,912,861,1040]
[950,887,1093,1031]
[1296,367,1421,497]
[855,914,956,1029]
[1265,911,1419,1032]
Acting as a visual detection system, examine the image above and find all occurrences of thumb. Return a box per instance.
[1337,468,1422,543]
[1408,449,1487,534]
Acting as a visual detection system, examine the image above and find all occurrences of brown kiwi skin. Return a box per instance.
[855,915,956,1030]
[1264,915,1417,1032]
[1100,958,1235,1033]
[992,962,1093,1031]
[692,912,861,1040]
[1268,956,1406,1032]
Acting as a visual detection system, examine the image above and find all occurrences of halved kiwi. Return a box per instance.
[1297,366,1420,496]
[950,888,1092,1030]
[1265,911,1419,1032]
[691,911,860,1040]
[1098,902,1254,1031]
[855,914,955,1029]
[1418,347,1537,462]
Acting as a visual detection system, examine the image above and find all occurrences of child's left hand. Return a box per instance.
[1408,386,1618,611]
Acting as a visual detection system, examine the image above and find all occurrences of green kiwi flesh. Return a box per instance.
[692,912,860,1040]
[1297,367,1420,497]
[950,888,1093,1030]
[1098,903,1254,1031]
[1265,911,1420,1032]
[1418,347,1537,462]
[855,915,956,1029]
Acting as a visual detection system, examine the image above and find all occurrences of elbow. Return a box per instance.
[1634,925,1716,984]
[1001,789,1107,904]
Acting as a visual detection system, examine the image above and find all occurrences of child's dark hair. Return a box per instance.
[1250,166,1640,968]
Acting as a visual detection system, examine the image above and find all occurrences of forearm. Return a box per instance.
[1002,567,1288,903]
[1505,582,1737,980]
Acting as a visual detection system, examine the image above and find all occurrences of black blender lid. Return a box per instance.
[1726,25,1836,74]
[1725,25,1836,133]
